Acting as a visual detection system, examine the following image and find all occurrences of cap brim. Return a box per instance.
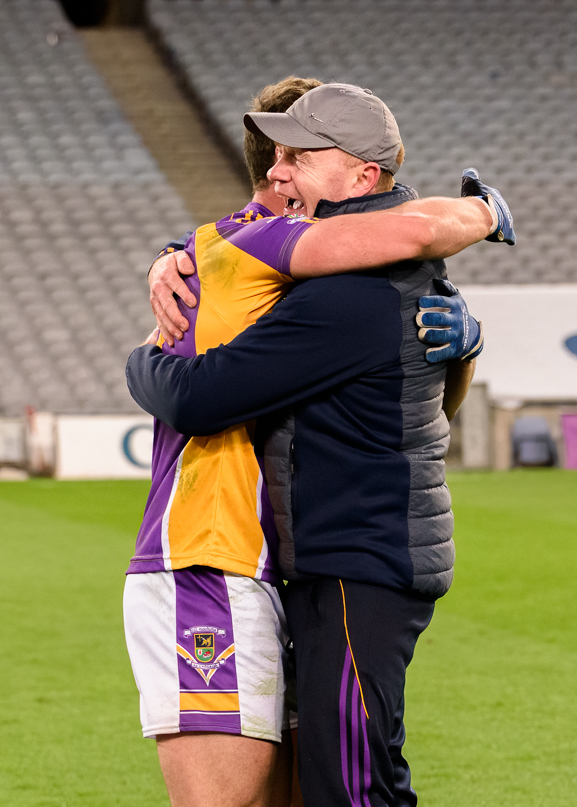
[243,111,333,149]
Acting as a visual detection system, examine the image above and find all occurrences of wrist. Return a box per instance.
[148,245,178,279]
[473,196,499,236]
[461,320,484,362]
[147,254,163,279]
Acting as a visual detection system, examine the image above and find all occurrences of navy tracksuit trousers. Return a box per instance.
[284,579,434,807]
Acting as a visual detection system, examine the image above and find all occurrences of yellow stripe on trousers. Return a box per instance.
[339,579,369,719]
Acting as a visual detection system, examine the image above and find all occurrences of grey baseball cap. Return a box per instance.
[244,82,403,174]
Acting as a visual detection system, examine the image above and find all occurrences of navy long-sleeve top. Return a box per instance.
[128,271,426,591]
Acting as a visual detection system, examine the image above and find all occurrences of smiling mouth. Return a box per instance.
[285,198,305,213]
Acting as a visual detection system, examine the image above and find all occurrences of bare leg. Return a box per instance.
[157,731,291,807]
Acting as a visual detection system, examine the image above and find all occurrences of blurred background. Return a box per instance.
[0,0,576,479]
[0,4,575,807]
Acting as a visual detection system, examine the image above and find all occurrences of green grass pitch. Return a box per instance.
[0,471,575,806]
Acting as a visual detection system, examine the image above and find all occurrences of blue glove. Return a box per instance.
[417,278,484,363]
[461,167,516,246]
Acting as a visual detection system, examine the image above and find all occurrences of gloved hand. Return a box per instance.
[417,278,484,363]
[461,167,516,245]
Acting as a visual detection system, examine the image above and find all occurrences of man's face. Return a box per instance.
[267,146,364,217]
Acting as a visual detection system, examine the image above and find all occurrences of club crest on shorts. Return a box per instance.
[194,633,215,663]
[177,625,235,686]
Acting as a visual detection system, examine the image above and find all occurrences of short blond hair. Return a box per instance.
[341,144,405,193]
[376,144,405,192]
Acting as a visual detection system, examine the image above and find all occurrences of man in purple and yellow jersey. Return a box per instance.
[125,79,508,807]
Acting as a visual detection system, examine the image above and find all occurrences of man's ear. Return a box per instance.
[352,162,381,196]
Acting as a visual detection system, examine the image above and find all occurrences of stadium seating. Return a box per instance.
[0,0,193,416]
[146,0,577,285]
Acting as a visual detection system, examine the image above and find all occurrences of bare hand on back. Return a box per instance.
[149,251,197,347]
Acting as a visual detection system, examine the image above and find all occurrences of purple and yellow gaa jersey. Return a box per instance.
[128,203,317,583]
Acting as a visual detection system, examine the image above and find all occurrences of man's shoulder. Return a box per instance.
[193,207,307,245]
[188,204,272,242]
[217,203,275,228]
[196,210,317,278]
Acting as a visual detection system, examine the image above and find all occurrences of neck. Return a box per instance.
[252,183,285,217]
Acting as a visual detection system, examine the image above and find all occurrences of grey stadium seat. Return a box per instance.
[0,0,195,416]
[146,0,577,286]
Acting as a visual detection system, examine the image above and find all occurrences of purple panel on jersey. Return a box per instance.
[127,238,201,574]
[175,567,241,735]
[215,203,316,276]
[127,420,189,574]
[162,233,201,359]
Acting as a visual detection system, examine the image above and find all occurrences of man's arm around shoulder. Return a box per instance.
[127,276,394,435]
[290,197,494,278]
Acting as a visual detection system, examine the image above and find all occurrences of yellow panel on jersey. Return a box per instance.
[193,220,293,354]
[130,204,317,583]
[166,421,269,578]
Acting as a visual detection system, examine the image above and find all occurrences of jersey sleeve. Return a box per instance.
[216,215,318,277]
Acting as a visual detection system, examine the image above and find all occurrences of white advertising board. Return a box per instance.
[0,418,25,464]
[56,415,154,479]
[460,285,577,401]
[49,286,577,476]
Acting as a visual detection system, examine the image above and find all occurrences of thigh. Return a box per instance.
[156,730,292,807]
[285,579,434,807]
[123,567,290,742]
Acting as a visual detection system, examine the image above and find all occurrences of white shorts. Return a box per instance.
[123,566,296,743]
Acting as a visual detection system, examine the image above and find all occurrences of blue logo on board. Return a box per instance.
[565,334,577,359]
[122,424,153,468]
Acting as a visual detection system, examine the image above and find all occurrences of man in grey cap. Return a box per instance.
[244,82,405,216]
[130,81,513,807]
